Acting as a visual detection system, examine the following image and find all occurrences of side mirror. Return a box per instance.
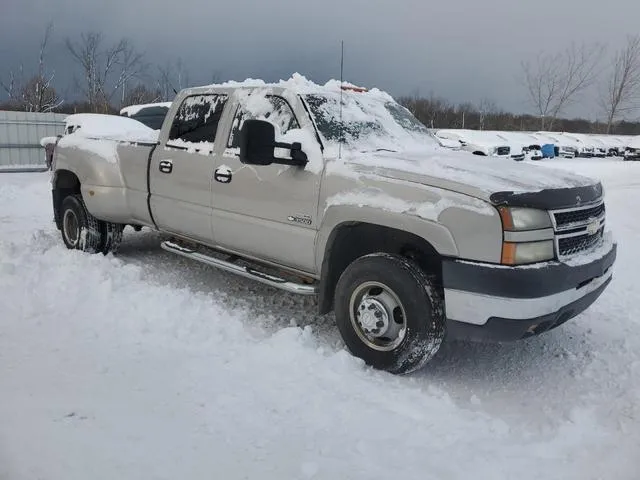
[239,119,276,166]
[239,119,308,167]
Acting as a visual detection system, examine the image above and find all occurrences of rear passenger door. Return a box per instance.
[149,93,229,244]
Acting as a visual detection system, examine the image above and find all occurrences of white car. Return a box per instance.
[493,131,550,160]
[558,133,600,158]
[434,129,525,161]
[590,135,627,157]
[120,101,172,130]
[624,136,640,161]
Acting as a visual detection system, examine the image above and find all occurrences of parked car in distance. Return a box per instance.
[624,136,640,161]
[49,75,617,375]
[434,129,525,161]
[558,133,601,158]
[120,102,172,130]
[493,131,556,160]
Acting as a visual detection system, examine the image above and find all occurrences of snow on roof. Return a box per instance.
[120,102,173,117]
[203,72,390,99]
[629,136,640,149]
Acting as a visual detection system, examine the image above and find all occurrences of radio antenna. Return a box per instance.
[339,40,344,160]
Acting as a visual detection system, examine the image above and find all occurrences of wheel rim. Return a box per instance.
[63,209,80,246]
[349,281,407,352]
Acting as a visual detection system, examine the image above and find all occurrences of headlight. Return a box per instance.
[498,207,554,264]
[498,207,552,231]
[501,240,555,265]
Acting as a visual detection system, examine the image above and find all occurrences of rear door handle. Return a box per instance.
[214,166,232,183]
[159,160,173,174]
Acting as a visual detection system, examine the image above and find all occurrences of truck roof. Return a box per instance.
[179,72,380,98]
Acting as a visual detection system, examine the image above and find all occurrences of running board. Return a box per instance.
[161,240,318,295]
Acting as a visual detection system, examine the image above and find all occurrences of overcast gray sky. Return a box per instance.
[1,0,640,118]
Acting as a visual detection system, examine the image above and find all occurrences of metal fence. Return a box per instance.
[0,110,68,172]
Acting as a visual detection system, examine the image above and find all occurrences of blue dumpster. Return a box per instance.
[541,143,555,158]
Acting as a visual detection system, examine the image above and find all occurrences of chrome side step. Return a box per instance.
[161,240,318,295]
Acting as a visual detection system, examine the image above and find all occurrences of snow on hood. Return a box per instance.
[332,149,599,200]
[435,137,462,149]
[63,113,159,143]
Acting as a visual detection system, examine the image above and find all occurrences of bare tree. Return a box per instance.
[66,32,146,112]
[0,67,22,106]
[155,58,190,101]
[478,98,498,130]
[600,35,640,133]
[116,43,148,106]
[0,22,63,112]
[521,43,605,130]
[123,84,162,106]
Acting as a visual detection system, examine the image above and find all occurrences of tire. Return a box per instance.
[59,194,123,255]
[103,222,124,254]
[334,253,445,375]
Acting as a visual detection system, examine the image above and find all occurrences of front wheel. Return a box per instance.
[334,253,445,374]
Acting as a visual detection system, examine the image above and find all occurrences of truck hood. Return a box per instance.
[342,149,602,209]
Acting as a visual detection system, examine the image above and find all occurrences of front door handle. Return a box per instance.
[214,166,232,183]
[159,160,173,174]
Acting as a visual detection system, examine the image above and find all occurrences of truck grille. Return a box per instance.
[550,200,605,258]
[496,146,510,156]
[557,227,604,256]
[554,203,605,229]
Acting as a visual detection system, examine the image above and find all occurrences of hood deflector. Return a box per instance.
[489,183,603,209]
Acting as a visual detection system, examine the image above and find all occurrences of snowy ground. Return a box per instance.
[1,158,638,480]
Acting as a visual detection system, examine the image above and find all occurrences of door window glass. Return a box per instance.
[227,94,299,149]
[167,94,228,152]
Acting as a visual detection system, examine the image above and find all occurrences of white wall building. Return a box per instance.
[0,110,67,171]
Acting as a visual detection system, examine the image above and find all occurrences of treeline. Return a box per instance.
[0,23,203,115]
[2,23,640,135]
[398,95,640,135]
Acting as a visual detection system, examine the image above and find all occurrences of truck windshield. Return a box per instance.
[303,92,439,153]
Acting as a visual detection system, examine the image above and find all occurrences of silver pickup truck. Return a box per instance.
[50,77,617,374]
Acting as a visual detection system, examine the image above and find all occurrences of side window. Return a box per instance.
[168,94,228,149]
[227,95,299,149]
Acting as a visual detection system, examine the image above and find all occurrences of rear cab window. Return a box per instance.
[166,94,228,154]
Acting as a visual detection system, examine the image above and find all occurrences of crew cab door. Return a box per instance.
[210,91,322,274]
[149,93,229,243]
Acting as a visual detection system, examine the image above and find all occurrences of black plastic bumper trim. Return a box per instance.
[442,242,616,299]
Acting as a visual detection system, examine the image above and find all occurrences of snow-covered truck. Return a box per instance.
[49,75,617,374]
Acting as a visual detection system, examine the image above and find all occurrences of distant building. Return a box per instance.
[0,110,67,172]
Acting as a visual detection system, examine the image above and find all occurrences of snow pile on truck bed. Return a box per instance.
[39,136,58,147]
[1,157,638,479]
[62,113,159,143]
[55,114,159,164]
